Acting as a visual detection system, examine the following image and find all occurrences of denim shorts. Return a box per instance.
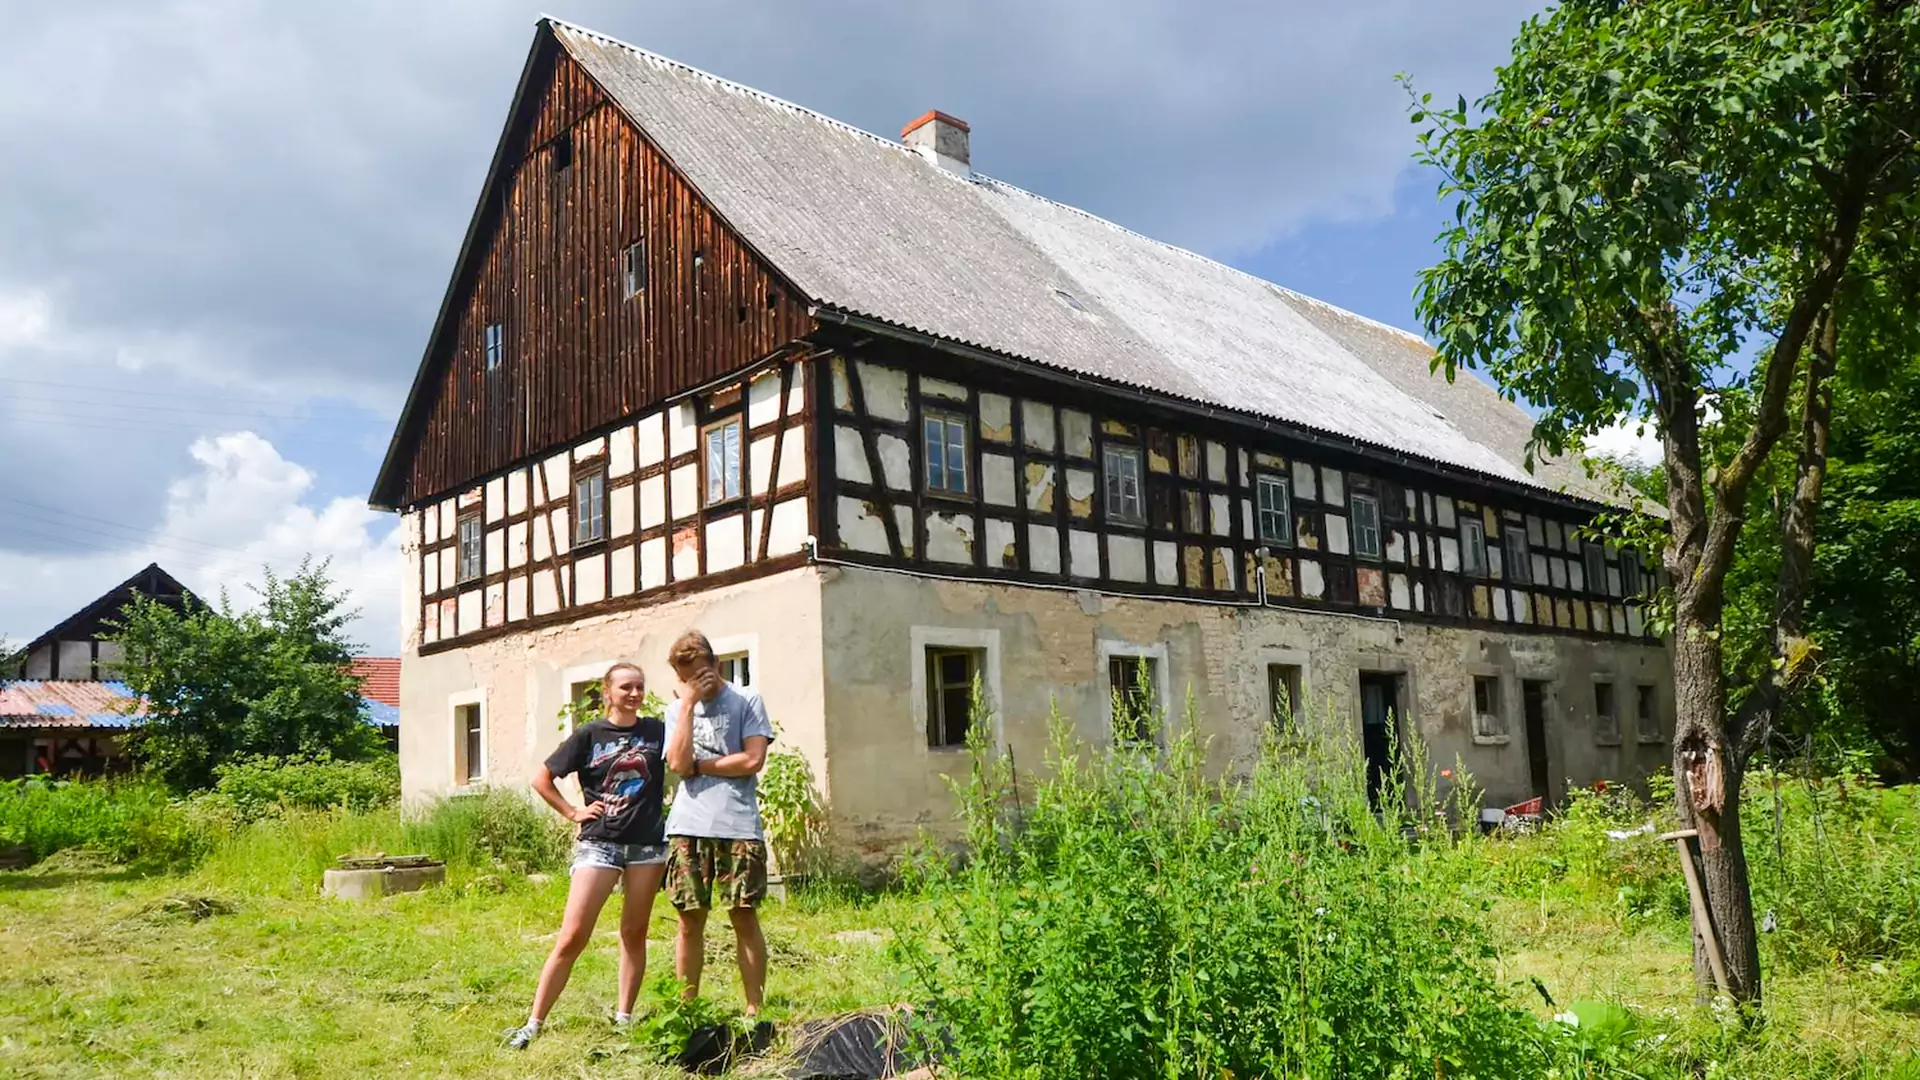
[570,840,669,874]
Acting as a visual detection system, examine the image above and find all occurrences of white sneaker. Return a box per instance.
[504,1022,540,1050]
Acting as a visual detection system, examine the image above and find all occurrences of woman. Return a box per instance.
[506,662,667,1049]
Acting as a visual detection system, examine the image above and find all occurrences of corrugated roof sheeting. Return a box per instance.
[0,681,144,729]
[550,20,1607,499]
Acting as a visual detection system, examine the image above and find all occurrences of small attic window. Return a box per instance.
[552,133,573,172]
[1051,287,1086,312]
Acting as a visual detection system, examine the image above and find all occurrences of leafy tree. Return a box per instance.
[1413,0,1920,1005]
[110,559,380,792]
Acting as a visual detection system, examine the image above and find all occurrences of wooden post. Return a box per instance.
[1661,827,1731,996]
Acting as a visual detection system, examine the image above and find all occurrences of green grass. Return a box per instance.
[1,772,1917,1077]
[0,848,915,1079]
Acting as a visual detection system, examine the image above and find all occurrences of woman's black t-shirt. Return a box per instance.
[543,717,666,845]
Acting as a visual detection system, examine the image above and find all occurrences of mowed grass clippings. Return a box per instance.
[0,862,910,1079]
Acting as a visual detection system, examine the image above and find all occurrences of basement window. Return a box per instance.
[925,647,980,749]
[622,241,646,298]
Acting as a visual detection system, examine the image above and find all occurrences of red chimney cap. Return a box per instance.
[902,110,970,139]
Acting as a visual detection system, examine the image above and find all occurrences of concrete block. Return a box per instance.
[322,861,446,900]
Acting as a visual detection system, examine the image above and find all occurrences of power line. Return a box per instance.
[5,395,379,421]
[0,498,263,560]
[0,375,394,412]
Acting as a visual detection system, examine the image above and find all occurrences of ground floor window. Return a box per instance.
[1108,654,1159,747]
[925,647,981,749]
[454,702,484,784]
[1473,675,1506,739]
[1268,663,1302,734]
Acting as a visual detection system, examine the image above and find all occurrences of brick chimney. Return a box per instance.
[902,110,970,175]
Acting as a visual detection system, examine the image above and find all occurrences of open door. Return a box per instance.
[1358,672,1403,809]
[1522,679,1552,802]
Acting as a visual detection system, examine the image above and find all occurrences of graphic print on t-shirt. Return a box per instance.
[545,717,666,845]
[590,738,652,822]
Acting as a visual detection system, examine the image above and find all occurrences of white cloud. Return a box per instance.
[1585,418,1662,469]
[0,431,401,655]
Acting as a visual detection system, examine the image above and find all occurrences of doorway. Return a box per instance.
[1522,679,1552,801]
[1358,672,1403,809]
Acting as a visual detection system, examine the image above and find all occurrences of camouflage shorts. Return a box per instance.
[665,836,768,911]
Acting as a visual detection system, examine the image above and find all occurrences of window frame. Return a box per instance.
[1256,473,1293,546]
[455,511,483,585]
[483,323,504,372]
[922,408,971,497]
[1636,683,1663,744]
[1460,516,1488,576]
[1583,542,1607,595]
[924,646,982,750]
[702,416,744,506]
[1593,678,1620,745]
[1503,525,1533,585]
[717,651,753,689]
[1471,674,1508,741]
[622,240,646,298]
[572,465,607,547]
[1620,548,1645,600]
[450,691,486,787]
[1349,492,1382,560]
[1103,444,1146,524]
[1268,662,1303,735]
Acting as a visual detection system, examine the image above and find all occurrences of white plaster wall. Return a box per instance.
[399,567,827,805]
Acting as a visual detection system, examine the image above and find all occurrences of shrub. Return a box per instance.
[202,753,400,820]
[0,775,209,869]
[760,749,827,876]
[407,788,572,875]
[893,696,1561,1079]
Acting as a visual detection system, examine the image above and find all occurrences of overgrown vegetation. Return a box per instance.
[110,559,383,792]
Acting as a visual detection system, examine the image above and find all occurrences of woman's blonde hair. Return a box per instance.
[602,662,644,688]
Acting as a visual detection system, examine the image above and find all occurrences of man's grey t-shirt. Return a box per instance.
[664,683,776,841]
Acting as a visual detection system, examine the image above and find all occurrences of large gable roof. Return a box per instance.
[547,19,1616,505]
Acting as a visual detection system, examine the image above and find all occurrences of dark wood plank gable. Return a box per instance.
[387,43,813,510]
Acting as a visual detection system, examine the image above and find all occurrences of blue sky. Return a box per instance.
[0,1,1565,654]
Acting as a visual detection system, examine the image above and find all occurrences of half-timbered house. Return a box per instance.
[371,19,1673,843]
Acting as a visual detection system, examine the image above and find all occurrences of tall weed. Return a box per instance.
[894,693,1558,1079]
[0,775,209,869]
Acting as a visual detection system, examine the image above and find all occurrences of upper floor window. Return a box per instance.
[1621,548,1645,599]
[1104,445,1144,523]
[1583,543,1607,594]
[1256,475,1292,545]
[1350,493,1382,559]
[456,512,483,584]
[622,241,646,298]
[573,468,606,546]
[483,323,504,372]
[1503,525,1533,585]
[1460,516,1488,576]
[704,418,742,505]
[924,410,970,496]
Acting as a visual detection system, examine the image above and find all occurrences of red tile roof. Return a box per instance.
[350,658,401,707]
[0,681,146,729]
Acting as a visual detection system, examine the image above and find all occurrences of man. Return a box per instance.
[662,630,774,1016]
